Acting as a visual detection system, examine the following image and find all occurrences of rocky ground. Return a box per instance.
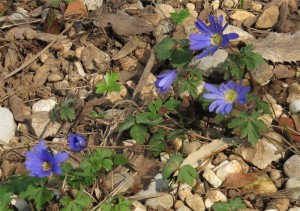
[0,0,300,210]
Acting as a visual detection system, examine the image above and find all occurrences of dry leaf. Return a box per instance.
[249,31,300,62]
[93,13,154,36]
[8,94,31,122]
[277,116,300,143]
[112,37,142,60]
[64,0,88,17]
[43,9,60,34]
[222,172,261,188]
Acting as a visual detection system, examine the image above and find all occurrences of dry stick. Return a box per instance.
[131,48,156,101]
[4,24,72,80]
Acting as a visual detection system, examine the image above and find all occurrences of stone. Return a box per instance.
[289,83,300,95]
[284,155,300,178]
[186,3,195,11]
[273,64,295,79]
[177,205,192,211]
[182,142,201,155]
[289,100,300,114]
[48,73,64,82]
[81,44,110,72]
[145,194,173,209]
[203,168,222,188]
[53,80,70,95]
[137,173,169,196]
[31,111,61,138]
[191,49,228,76]
[175,200,185,209]
[32,99,57,113]
[0,107,16,144]
[132,200,147,211]
[236,138,281,169]
[216,160,243,181]
[206,190,227,202]
[251,63,274,85]
[82,0,103,11]
[119,56,137,71]
[267,199,290,211]
[289,208,300,211]
[286,177,300,189]
[230,9,255,21]
[155,4,175,18]
[256,5,280,28]
[222,0,238,8]
[270,169,282,181]
[74,61,85,77]
[178,185,193,201]
[186,195,205,211]
[224,25,254,43]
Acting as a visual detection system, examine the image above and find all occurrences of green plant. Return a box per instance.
[101,196,132,211]
[212,197,246,211]
[60,190,93,211]
[49,95,76,122]
[95,72,121,94]
[170,9,190,24]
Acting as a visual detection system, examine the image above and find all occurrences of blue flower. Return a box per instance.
[203,80,250,115]
[155,69,178,93]
[25,141,68,178]
[68,134,87,152]
[189,14,239,58]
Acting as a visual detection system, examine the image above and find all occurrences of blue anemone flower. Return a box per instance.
[189,14,239,58]
[68,134,87,152]
[155,69,178,93]
[203,80,250,115]
[25,141,68,178]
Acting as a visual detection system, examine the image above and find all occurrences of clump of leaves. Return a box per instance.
[119,99,180,145]
[163,154,197,186]
[60,190,93,211]
[101,196,132,211]
[156,38,193,68]
[178,68,203,98]
[50,95,76,122]
[170,9,190,24]
[96,72,121,94]
[228,111,267,145]
[223,44,265,80]
[212,197,246,211]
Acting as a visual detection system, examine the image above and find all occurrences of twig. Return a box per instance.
[4,23,73,80]
[131,48,156,101]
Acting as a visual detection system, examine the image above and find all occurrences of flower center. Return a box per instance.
[211,34,222,46]
[224,90,237,103]
[42,162,52,171]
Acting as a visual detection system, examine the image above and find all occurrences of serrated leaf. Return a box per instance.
[0,189,12,211]
[170,9,190,24]
[114,154,128,165]
[106,72,118,85]
[95,83,108,94]
[211,201,231,211]
[155,37,175,60]
[170,46,194,67]
[163,99,180,111]
[130,124,148,144]
[177,165,197,185]
[119,116,136,132]
[60,190,92,211]
[60,107,76,121]
[162,154,183,179]
[20,185,54,210]
[154,99,162,111]
[149,129,166,157]
[228,197,246,209]
[96,72,121,94]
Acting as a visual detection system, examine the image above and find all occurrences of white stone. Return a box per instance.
[203,168,222,188]
[223,25,255,43]
[204,198,214,209]
[31,111,61,138]
[145,194,173,209]
[82,0,103,11]
[32,99,57,113]
[190,49,228,76]
[284,155,300,178]
[155,4,176,18]
[177,206,192,211]
[74,61,85,77]
[286,177,300,189]
[206,190,227,202]
[289,208,300,211]
[186,3,195,11]
[186,195,205,211]
[132,200,147,211]
[289,100,300,114]
[0,107,16,144]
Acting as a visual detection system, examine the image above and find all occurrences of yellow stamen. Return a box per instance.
[211,34,222,46]
[224,90,237,103]
[42,162,52,171]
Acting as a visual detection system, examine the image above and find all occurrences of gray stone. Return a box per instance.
[32,99,57,113]
[286,177,300,189]
[284,155,300,178]
[186,195,205,211]
[145,194,173,209]
[31,111,61,138]
[289,100,300,114]
[251,63,273,85]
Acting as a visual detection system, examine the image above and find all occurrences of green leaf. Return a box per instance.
[162,154,183,179]
[154,99,163,111]
[170,46,194,67]
[170,9,190,24]
[177,165,197,185]
[96,72,121,94]
[0,188,12,211]
[95,83,108,94]
[130,124,148,144]
[163,99,180,111]
[167,129,185,140]
[60,107,76,121]
[228,197,246,210]
[179,78,200,98]
[19,185,54,210]
[149,129,166,157]
[155,37,175,61]
[114,154,128,165]
[119,116,136,132]
[60,190,93,211]
[211,201,231,211]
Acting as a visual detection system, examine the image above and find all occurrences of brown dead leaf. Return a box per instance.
[222,172,261,188]
[249,31,300,62]
[43,9,60,34]
[277,116,300,143]
[112,37,142,60]
[93,13,154,36]
[64,0,88,17]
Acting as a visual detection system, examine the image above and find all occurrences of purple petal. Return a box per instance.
[224,103,233,114]
[189,40,211,51]
[226,33,239,40]
[204,83,219,93]
[208,14,217,33]
[53,152,69,164]
[203,93,224,100]
[189,34,211,41]
[195,19,213,35]
[209,100,225,112]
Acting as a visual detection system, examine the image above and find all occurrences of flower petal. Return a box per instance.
[195,20,213,35]
[53,152,69,164]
